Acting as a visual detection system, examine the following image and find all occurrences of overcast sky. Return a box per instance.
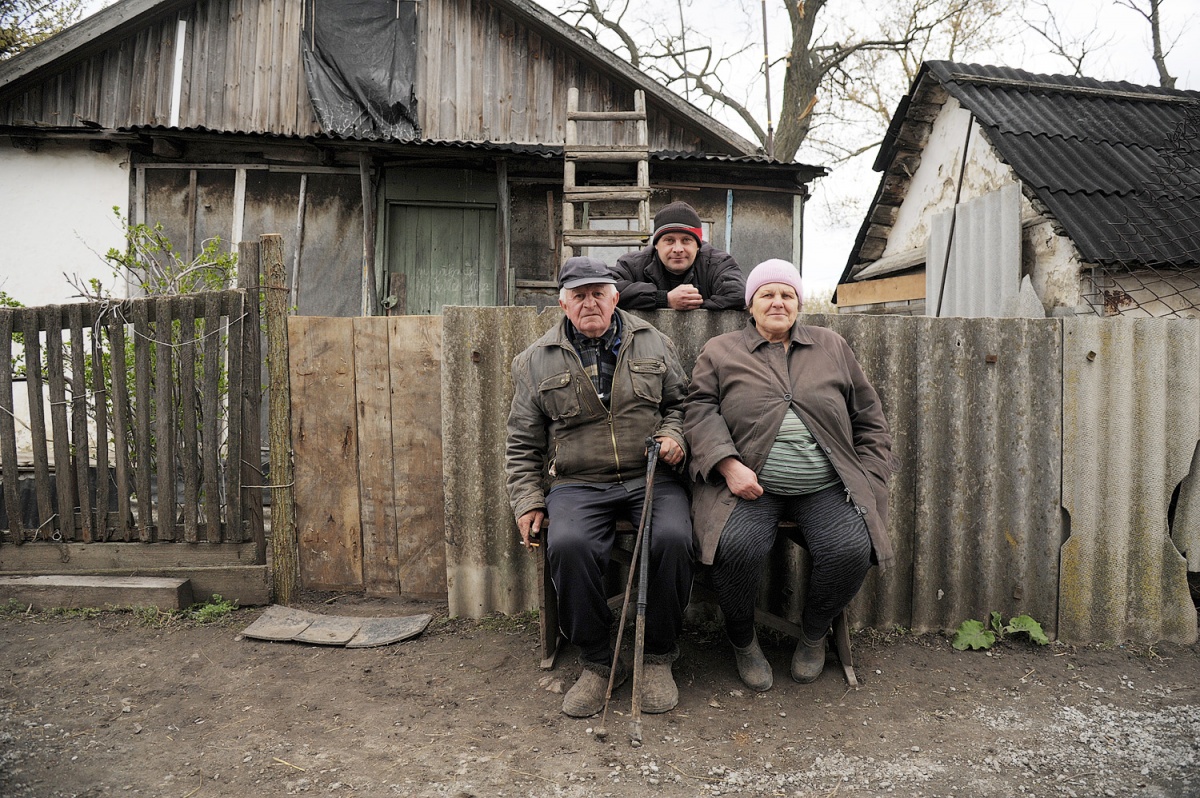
[596,0,1200,292]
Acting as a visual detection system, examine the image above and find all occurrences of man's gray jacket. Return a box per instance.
[505,309,689,520]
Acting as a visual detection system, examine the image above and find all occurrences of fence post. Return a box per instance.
[262,235,299,604]
[237,242,265,560]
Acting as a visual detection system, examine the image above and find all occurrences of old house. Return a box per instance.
[0,0,823,315]
[836,61,1200,318]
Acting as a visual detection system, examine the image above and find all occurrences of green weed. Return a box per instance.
[952,611,1048,651]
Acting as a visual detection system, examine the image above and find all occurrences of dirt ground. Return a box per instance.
[1,593,1198,798]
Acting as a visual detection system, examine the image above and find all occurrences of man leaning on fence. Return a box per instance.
[505,256,695,718]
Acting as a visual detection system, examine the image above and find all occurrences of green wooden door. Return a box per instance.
[385,202,498,314]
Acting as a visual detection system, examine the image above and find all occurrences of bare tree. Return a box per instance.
[1116,0,1177,89]
[0,0,84,60]
[1025,0,1114,77]
[562,0,1013,162]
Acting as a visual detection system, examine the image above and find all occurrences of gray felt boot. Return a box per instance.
[790,635,826,684]
[562,658,628,718]
[640,649,679,714]
[732,635,773,692]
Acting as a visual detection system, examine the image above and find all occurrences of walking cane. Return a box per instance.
[594,437,660,744]
[629,436,660,744]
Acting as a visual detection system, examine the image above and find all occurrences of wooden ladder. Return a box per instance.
[561,87,652,264]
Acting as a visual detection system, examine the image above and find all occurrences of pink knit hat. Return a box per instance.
[744,259,804,308]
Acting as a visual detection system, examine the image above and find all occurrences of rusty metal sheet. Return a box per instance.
[1060,317,1199,644]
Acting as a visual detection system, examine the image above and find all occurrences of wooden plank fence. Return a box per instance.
[0,290,263,550]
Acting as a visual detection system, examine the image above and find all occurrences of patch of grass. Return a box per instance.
[0,596,240,627]
[189,594,237,624]
[130,594,240,628]
[476,609,539,634]
[43,606,102,620]
[0,598,29,616]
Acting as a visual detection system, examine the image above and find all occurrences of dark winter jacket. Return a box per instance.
[612,244,745,310]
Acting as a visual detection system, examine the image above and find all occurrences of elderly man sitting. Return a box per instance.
[505,256,695,718]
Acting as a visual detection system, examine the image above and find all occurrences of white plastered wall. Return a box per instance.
[1,139,130,466]
[0,139,130,305]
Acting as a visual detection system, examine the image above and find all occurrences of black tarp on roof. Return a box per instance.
[301,0,420,140]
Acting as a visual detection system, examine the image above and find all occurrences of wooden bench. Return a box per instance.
[536,520,858,687]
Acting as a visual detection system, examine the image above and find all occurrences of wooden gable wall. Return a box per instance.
[0,0,314,134]
[2,0,722,153]
[418,0,709,151]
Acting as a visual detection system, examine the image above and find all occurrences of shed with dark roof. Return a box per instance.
[837,60,1200,318]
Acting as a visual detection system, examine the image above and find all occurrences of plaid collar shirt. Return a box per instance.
[568,313,622,407]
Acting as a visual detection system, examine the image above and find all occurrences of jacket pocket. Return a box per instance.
[538,372,580,420]
[629,358,666,403]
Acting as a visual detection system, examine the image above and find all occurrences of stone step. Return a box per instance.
[0,574,194,610]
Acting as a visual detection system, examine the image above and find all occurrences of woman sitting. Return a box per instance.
[683,259,895,690]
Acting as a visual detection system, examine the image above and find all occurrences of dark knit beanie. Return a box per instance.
[651,202,703,246]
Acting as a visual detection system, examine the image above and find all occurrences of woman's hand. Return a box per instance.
[717,457,763,500]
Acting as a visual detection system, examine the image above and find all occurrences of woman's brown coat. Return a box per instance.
[683,320,895,567]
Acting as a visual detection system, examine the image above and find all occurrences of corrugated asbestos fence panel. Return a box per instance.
[440,309,1197,641]
[927,184,1022,318]
[1060,317,1199,644]
[1176,442,1200,571]
[909,317,1063,636]
[442,307,558,618]
[831,314,920,632]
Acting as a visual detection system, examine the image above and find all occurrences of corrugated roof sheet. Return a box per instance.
[109,126,822,175]
[925,61,1200,268]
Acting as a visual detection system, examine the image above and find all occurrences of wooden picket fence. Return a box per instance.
[0,289,263,552]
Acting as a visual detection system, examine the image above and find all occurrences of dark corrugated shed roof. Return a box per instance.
[925,62,1200,268]
[850,61,1200,279]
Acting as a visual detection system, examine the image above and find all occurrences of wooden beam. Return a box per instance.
[837,272,927,307]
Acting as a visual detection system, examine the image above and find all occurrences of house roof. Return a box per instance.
[844,61,1200,283]
[0,0,763,157]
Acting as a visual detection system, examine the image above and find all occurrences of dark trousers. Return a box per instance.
[545,478,694,667]
[712,483,873,647]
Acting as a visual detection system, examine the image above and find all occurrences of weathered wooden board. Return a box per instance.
[389,317,447,598]
[289,317,363,590]
[354,318,400,595]
[0,575,193,610]
[0,542,260,569]
[241,606,431,647]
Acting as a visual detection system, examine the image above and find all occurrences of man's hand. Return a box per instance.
[666,284,703,311]
[655,436,684,468]
[517,509,545,550]
[717,456,763,500]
